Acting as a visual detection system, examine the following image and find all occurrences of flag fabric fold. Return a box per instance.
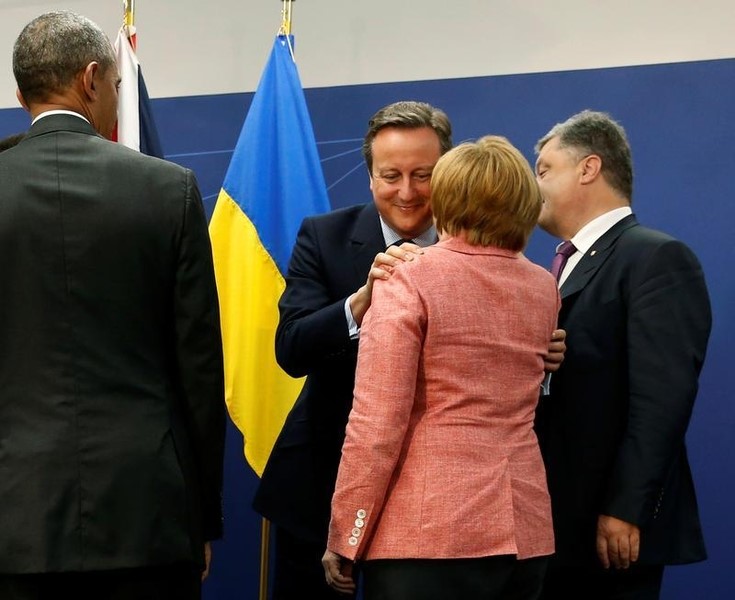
[113,27,164,158]
[209,35,330,476]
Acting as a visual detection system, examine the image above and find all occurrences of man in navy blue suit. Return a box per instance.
[253,100,567,599]
[534,110,711,600]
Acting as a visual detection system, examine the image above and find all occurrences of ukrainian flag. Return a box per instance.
[209,35,330,476]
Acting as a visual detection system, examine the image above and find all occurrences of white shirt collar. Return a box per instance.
[32,110,90,126]
[379,215,437,248]
[557,206,632,287]
[567,206,632,255]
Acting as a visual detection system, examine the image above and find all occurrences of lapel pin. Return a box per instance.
[590,250,597,256]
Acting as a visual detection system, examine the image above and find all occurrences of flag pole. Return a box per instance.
[123,0,137,50]
[280,0,294,35]
[258,6,297,598]
[259,518,270,600]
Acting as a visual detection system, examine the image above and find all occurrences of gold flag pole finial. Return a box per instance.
[123,0,135,28]
[122,0,137,50]
[278,0,296,61]
[279,0,294,36]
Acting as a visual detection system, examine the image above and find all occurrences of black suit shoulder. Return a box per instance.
[614,222,708,291]
[304,201,372,225]
[299,202,377,248]
[19,114,195,192]
[617,221,686,252]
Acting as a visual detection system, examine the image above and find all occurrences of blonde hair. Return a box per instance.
[431,135,541,251]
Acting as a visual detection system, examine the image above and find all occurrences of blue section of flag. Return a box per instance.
[137,68,163,159]
[221,35,330,274]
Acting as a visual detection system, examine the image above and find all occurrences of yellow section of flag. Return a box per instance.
[209,191,306,476]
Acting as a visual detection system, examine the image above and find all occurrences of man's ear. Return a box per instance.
[579,154,602,184]
[81,61,99,99]
[15,88,29,111]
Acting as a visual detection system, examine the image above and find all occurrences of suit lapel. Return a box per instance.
[348,203,385,285]
[560,214,638,299]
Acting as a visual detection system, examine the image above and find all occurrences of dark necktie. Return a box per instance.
[391,238,414,247]
[550,240,577,282]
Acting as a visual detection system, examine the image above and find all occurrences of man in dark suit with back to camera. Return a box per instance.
[253,100,568,598]
[533,109,711,600]
[0,11,225,599]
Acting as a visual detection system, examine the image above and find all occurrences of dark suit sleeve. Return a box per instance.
[274,217,358,378]
[603,239,711,525]
[174,170,226,540]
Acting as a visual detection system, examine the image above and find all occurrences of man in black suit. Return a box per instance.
[533,110,711,599]
[0,11,225,599]
[253,100,567,598]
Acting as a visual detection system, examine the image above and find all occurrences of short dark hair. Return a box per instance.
[13,11,116,104]
[362,101,453,173]
[535,109,633,201]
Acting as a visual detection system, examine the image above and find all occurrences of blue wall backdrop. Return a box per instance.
[1,57,731,598]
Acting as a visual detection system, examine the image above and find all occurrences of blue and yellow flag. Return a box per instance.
[209,35,330,476]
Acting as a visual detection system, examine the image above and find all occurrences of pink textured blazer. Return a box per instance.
[327,237,560,561]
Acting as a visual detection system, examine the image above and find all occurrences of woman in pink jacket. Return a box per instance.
[322,135,560,600]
